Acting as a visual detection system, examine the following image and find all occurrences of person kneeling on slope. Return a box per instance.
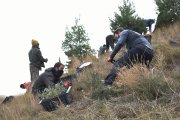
[104,27,154,87]
[32,62,64,95]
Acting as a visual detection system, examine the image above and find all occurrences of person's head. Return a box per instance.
[103,44,106,47]
[32,39,39,46]
[20,84,25,89]
[151,19,155,24]
[54,62,64,71]
[53,62,64,78]
[113,27,124,38]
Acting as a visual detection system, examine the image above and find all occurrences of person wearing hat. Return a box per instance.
[104,28,154,87]
[28,39,48,84]
[20,81,31,89]
[32,62,64,95]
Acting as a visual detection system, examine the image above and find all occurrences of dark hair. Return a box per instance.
[113,27,124,34]
[54,62,63,68]
[20,84,25,89]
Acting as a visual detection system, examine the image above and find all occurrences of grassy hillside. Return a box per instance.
[0,21,180,120]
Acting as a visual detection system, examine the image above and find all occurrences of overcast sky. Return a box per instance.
[0,0,157,96]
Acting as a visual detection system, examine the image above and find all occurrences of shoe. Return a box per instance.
[101,79,105,82]
[66,105,70,108]
[104,84,112,90]
[102,84,112,100]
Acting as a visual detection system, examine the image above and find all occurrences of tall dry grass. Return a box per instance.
[153,21,180,43]
[0,21,180,120]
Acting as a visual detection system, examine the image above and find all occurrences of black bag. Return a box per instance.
[39,92,73,112]
[1,96,14,104]
[39,99,58,112]
[59,92,73,105]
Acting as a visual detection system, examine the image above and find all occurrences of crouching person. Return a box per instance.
[32,62,73,112]
[104,28,154,87]
[32,62,64,95]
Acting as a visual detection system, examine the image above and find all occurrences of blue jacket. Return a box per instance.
[144,19,154,26]
[110,30,152,59]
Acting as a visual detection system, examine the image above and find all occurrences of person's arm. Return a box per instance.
[106,37,109,51]
[43,77,55,88]
[110,31,128,59]
[37,50,48,62]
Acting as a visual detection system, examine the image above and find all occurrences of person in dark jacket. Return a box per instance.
[104,28,153,86]
[28,39,48,83]
[98,44,106,57]
[32,62,64,95]
[144,19,155,32]
[106,34,116,51]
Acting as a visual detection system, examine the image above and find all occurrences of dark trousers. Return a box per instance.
[104,46,153,85]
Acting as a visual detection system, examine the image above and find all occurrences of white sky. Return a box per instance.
[0,0,157,96]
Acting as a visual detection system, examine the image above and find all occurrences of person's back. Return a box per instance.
[144,19,155,32]
[112,30,152,57]
[106,34,115,51]
[124,30,152,49]
[32,68,55,93]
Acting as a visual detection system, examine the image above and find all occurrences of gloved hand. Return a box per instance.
[107,56,113,63]
[44,58,48,63]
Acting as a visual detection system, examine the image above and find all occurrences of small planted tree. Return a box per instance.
[62,18,95,61]
[154,0,180,29]
[110,0,146,34]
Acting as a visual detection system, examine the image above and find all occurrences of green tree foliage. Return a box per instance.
[62,18,95,60]
[155,0,180,29]
[110,0,146,34]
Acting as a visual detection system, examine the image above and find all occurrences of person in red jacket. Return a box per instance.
[20,82,31,89]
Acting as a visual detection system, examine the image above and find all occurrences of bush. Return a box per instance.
[132,70,179,100]
[110,0,146,33]
[38,83,67,99]
[155,0,180,29]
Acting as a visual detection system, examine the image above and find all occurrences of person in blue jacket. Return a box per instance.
[104,28,154,86]
[144,19,155,32]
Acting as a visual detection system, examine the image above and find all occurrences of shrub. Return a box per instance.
[38,83,66,99]
[132,70,179,100]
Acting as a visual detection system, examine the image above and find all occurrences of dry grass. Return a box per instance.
[115,65,150,87]
[0,96,4,103]
[0,21,180,120]
[153,21,180,43]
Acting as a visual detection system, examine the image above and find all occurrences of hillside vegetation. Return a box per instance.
[0,21,180,120]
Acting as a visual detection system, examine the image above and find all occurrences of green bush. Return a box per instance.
[38,83,66,99]
[110,0,146,33]
[155,0,180,29]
